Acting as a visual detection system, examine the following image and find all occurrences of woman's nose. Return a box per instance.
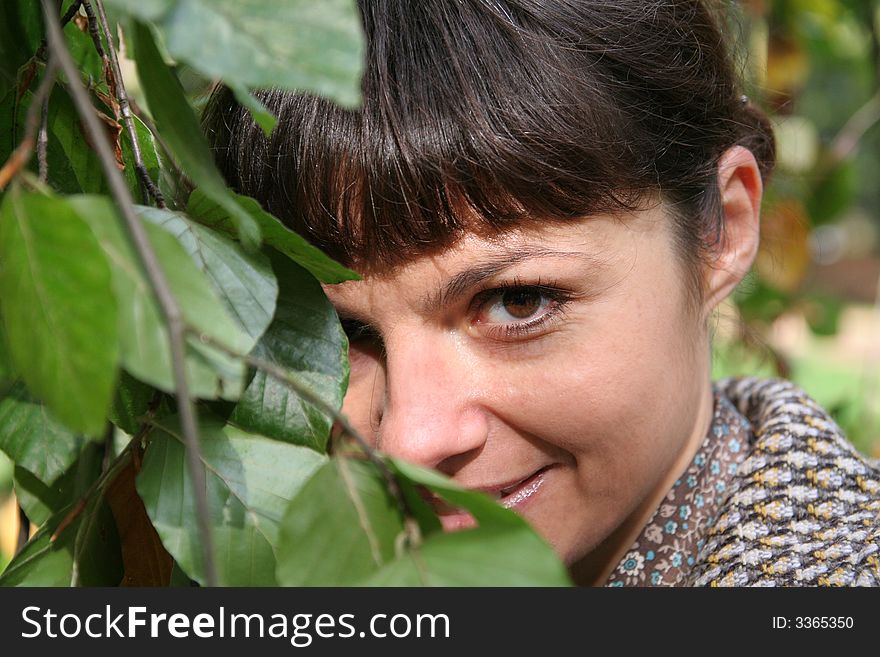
[373,332,489,472]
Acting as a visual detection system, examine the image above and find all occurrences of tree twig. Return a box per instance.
[40,0,218,587]
[60,0,85,28]
[34,1,84,63]
[828,90,880,165]
[127,96,185,199]
[37,92,50,182]
[79,1,106,60]
[91,0,166,207]
[194,331,420,547]
[51,409,157,545]
[0,57,58,191]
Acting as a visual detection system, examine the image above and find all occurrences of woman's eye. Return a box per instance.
[340,318,380,345]
[472,284,570,339]
[339,318,384,370]
[484,288,549,322]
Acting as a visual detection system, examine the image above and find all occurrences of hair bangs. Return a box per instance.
[203,0,774,276]
[203,1,652,273]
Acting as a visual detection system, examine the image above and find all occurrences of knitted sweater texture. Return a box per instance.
[606,377,880,587]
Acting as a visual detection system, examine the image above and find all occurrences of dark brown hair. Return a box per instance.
[203,0,774,286]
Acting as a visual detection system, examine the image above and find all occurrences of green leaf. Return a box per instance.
[0,382,85,486]
[68,195,250,400]
[276,458,405,586]
[14,440,103,526]
[130,22,260,248]
[1,441,119,588]
[15,466,67,528]
[61,2,105,85]
[103,0,173,22]
[362,523,571,586]
[0,450,12,495]
[0,1,42,99]
[108,0,365,108]
[0,89,18,178]
[1,1,107,89]
[136,206,278,344]
[45,88,108,193]
[136,415,326,585]
[187,188,360,284]
[0,83,106,195]
[802,292,844,337]
[230,84,277,137]
[277,455,570,586]
[806,159,858,225]
[0,489,122,587]
[0,88,15,161]
[0,189,119,436]
[229,253,348,450]
[733,274,790,325]
[122,114,163,203]
[0,525,74,586]
[392,459,521,526]
[0,321,12,383]
[108,370,155,436]
[373,459,572,586]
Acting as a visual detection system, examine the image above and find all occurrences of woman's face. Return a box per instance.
[323,203,717,581]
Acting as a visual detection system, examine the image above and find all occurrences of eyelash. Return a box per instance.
[470,278,573,341]
[338,278,573,347]
[340,318,380,345]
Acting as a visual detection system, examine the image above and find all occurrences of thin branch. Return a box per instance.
[0,56,58,191]
[65,428,147,585]
[51,392,163,567]
[92,0,166,207]
[198,334,371,456]
[127,96,185,197]
[79,1,106,60]
[34,1,84,62]
[71,423,151,586]
[60,1,84,27]
[51,416,153,545]
[17,170,54,195]
[37,92,50,182]
[824,2,880,172]
[828,90,880,165]
[196,332,421,548]
[40,0,218,587]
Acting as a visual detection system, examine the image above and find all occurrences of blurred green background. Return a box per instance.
[2,0,880,566]
[712,0,880,461]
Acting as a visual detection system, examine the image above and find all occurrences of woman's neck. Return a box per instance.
[568,373,716,587]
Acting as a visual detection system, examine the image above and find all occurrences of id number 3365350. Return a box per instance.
[772,616,854,629]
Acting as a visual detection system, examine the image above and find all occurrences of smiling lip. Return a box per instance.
[425,466,551,531]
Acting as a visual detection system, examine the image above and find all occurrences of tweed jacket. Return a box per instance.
[605,377,880,587]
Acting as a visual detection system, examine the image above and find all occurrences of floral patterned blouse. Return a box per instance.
[605,377,880,587]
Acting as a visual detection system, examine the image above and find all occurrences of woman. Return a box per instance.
[204,0,880,586]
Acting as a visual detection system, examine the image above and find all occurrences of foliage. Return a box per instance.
[734,0,880,329]
[722,0,880,456]
[0,0,569,586]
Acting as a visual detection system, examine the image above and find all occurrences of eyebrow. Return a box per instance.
[422,246,594,313]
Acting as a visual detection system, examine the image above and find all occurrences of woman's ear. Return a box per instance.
[702,145,764,315]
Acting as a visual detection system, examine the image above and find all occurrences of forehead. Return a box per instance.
[369,195,668,269]
[323,203,672,309]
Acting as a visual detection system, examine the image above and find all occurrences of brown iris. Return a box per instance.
[501,288,542,319]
